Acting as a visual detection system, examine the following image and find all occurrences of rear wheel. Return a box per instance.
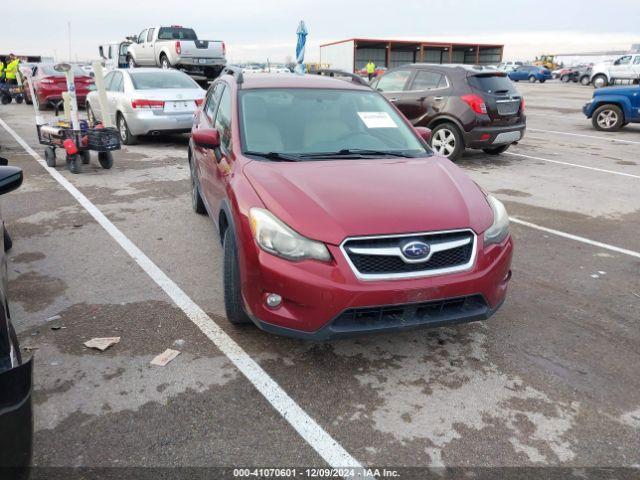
[81,150,91,164]
[430,123,464,161]
[98,151,113,169]
[117,114,137,145]
[560,75,570,83]
[223,227,252,325]
[592,105,624,131]
[127,56,136,68]
[1,95,11,105]
[580,75,591,86]
[160,54,171,69]
[482,144,510,155]
[44,146,56,167]
[528,75,537,83]
[15,95,23,104]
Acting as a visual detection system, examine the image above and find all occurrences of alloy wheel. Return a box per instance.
[596,110,618,129]
[432,129,456,157]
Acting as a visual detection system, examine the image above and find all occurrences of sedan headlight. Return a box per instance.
[249,208,331,262]
[484,195,510,245]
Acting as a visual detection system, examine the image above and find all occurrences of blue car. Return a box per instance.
[508,65,552,83]
[583,85,640,131]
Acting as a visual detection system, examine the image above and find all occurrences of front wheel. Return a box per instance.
[592,74,608,89]
[223,228,252,325]
[580,76,591,86]
[117,114,137,145]
[98,151,113,169]
[528,76,537,83]
[430,123,464,161]
[44,146,56,167]
[592,105,624,131]
[560,75,570,83]
[81,150,91,164]
[127,56,136,69]
[68,154,81,174]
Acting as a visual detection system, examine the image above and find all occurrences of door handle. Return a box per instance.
[388,97,399,102]
[433,96,444,101]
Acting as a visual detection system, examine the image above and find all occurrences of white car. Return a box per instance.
[242,65,264,74]
[497,61,523,73]
[591,54,640,88]
[86,68,205,144]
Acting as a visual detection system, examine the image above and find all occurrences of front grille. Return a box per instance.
[342,230,475,280]
[331,295,488,333]
[496,99,521,116]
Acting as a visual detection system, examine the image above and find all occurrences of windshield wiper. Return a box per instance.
[244,151,301,162]
[300,149,417,159]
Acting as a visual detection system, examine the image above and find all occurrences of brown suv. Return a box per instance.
[372,64,526,161]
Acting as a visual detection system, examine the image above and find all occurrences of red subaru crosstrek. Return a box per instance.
[189,69,513,340]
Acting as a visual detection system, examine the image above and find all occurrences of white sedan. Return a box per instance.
[86,68,205,144]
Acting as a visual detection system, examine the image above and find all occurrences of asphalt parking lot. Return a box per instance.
[0,80,639,475]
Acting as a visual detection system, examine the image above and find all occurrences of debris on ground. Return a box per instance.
[150,349,181,367]
[46,314,62,322]
[84,337,121,351]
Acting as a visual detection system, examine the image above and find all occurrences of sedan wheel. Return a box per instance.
[117,114,137,145]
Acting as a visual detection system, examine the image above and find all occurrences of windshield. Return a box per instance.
[158,27,197,40]
[40,64,88,77]
[129,71,199,90]
[239,88,429,159]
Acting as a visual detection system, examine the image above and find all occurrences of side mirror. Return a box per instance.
[414,126,432,144]
[0,166,23,196]
[192,128,221,150]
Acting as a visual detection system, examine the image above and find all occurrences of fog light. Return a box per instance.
[480,133,491,141]
[265,293,282,309]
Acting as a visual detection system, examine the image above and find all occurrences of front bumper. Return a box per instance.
[582,102,594,118]
[124,110,195,136]
[0,358,33,477]
[464,123,526,149]
[241,234,513,340]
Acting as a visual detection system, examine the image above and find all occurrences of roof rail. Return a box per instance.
[315,69,370,87]
[222,66,244,85]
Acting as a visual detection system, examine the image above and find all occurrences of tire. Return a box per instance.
[3,226,12,252]
[80,150,91,164]
[580,76,590,86]
[160,54,171,69]
[44,147,56,167]
[1,95,11,105]
[528,75,537,83]
[190,155,206,214]
[15,95,23,104]
[539,78,546,83]
[430,123,464,161]
[68,154,81,174]
[223,227,252,325]
[98,151,113,169]
[592,74,608,89]
[482,144,510,155]
[117,114,137,145]
[127,56,136,69]
[592,104,624,131]
[560,75,570,83]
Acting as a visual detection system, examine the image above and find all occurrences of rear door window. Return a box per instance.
[409,71,445,91]
[376,70,412,92]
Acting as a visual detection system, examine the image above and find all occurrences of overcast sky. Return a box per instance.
[4,0,639,63]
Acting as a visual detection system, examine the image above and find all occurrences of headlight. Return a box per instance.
[249,208,331,262]
[484,195,509,245]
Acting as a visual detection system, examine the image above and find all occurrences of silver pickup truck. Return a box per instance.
[127,26,226,81]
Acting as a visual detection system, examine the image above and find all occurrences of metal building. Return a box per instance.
[320,38,503,73]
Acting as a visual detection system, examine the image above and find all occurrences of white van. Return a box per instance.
[98,41,132,71]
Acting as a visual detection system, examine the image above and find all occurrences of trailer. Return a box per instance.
[320,38,504,74]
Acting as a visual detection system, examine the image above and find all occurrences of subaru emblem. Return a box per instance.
[401,241,431,261]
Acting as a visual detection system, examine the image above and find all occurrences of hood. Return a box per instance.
[593,85,640,97]
[243,156,494,245]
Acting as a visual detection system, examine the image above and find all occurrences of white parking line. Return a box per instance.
[510,217,640,259]
[0,118,368,478]
[506,152,640,179]
[529,128,640,145]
